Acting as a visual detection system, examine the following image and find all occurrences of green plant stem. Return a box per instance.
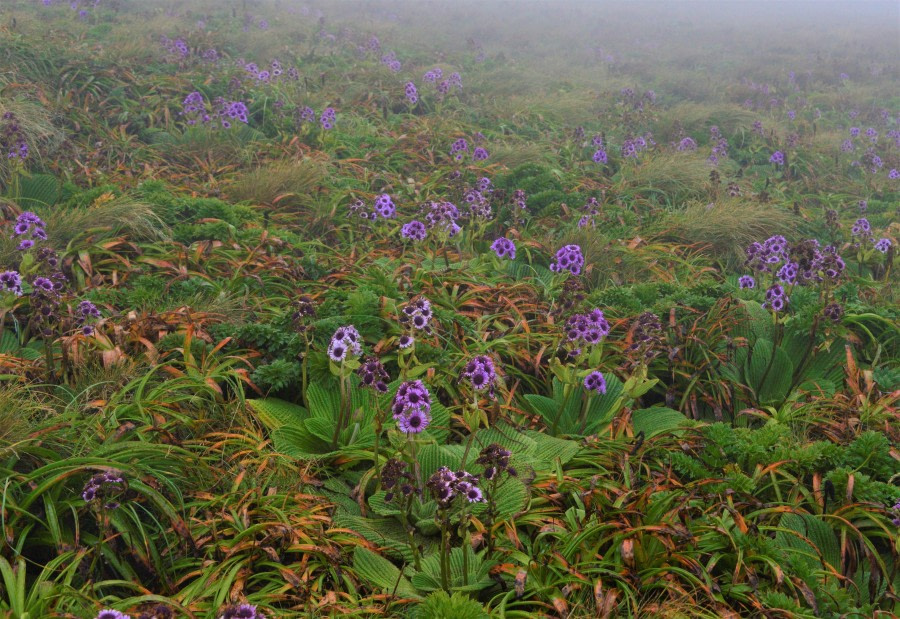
[332,370,347,449]
[551,382,574,436]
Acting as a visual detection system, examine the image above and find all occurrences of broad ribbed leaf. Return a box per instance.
[246,398,308,429]
[271,425,329,458]
[776,513,840,572]
[631,407,688,438]
[352,547,420,598]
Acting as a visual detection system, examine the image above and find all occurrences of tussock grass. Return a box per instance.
[227,159,326,209]
[652,103,758,142]
[623,152,714,203]
[659,198,798,266]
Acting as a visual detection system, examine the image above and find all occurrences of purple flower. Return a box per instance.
[401,220,427,242]
[423,68,442,82]
[823,303,843,323]
[566,308,610,349]
[456,481,484,503]
[320,107,336,130]
[398,334,414,349]
[583,370,607,394]
[404,81,418,104]
[874,238,892,253]
[473,147,489,161]
[763,284,787,312]
[392,379,431,433]
[95,611,131,619]
[75,299,101,336]
[0,270,23,296]
[851,218,871,237]
[889,169,899,180]
[357,357,389,393]
[328,325,362,363]
[738,275,755,289]
[858,200,868,213]
[373,194,396,219]
[296,106,316,124]
[399,298,433,333]
[461,355,496,394]
[777,262,799,285]
[676,137,697,152]
[83,471,125,510]
[592,149,608,164]
[550,244,585,276]
[769,151,785,165]
[218,603,266,619]
[490,237,516,259]
[450,138,468,160]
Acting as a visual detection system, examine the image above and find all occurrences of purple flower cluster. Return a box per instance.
[75,300,101,336]
[823,302,843,323]
[565,309,611,351]
[676,137,697,152]
[473,147,489,161]
[399,298,433,333]
[874,238,892,253]
[357,357,389,393]
[450,138,469,161]
[627,312,664,362]
[373,194,397,219]
[2,113,29,160]
[462,189,492,220]
[405,81,418,104]
[578,197,601,228]
[160,35,189,59]
[491,237,516,259]
[583,370,607,394]
[550,244,585,276]
[294,106,316,126]
[182,93,249,129]
[401,220,427,242]
[327,325,362,363]
[745,235,789,272]
[461,355,496,396]
[381,51,402,72]
[82,471,125,509]
[738,275,755,289]
[421,201,461,237]
[423,67,443,83]
[96,611,130,619]
[30,271,66,337]
[426,467,484,507]
[764,284,787,312]
[218,604,267,619]
[0,270,23,296]
[621,134,653,159]
[320,107,336,130]
[769,151,785,166]
[380,458,415,503]
[392,380,431,434]
[12,212,47,251]
[476,443,516,481]
[592,148,608,164]
[851,217,871,239]
[890,499,900,527]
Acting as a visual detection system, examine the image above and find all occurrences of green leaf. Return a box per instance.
[352,547,420,598]
[306,382,340,420]
[246,398,308,429]
[12,173,60,208]
[747,339,794,404]
[271,425,330,458]
[776,513,841,572]
[631,407,688,438]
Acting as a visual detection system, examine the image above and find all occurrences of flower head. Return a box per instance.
[769,150,785,165]
[400,297,433,333]
[373,194,396,219]
[328,325,362,362]
[490,237,516,259]
[738,275,755,289]
[550,244,585,276]
[401,220,427,242]
[392,379,431,433]
[461,355,496,396]
[583,370,607,394]
[357,357,389,393]
[0,270,23,296]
